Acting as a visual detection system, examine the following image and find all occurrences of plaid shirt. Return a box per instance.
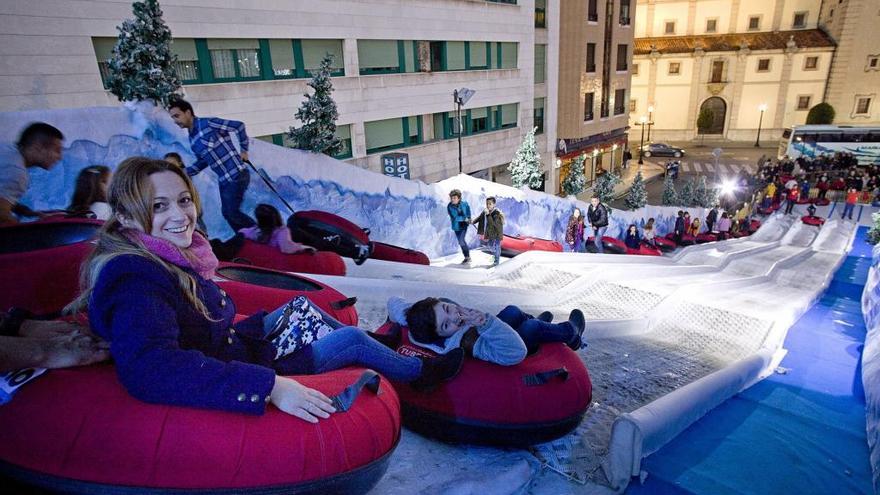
[185,117,249,184]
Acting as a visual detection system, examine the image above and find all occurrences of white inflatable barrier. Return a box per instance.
[861,242,880,493]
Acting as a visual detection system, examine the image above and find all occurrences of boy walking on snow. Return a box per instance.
[472,197,504,267]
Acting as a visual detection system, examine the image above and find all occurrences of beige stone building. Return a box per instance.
[818,0,880,124]
[553,0,635,190]
[629,0,836,144]
[0,0,565,189]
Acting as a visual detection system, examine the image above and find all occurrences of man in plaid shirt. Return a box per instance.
[169,99,256,232]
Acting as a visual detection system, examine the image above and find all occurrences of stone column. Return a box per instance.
[646,0,656,36]
[343,38,359,76]
[728,0,741,33]
[687,47,705,139]
[726,44,750,137]
[774,38,798,130]
[686,0,697,35]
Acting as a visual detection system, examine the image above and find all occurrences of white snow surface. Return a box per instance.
[862,243,880,493]
[0,104,868,494]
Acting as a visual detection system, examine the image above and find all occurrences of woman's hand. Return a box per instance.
[298,246,318,254]
[270,376,336,423]
[19,320,85,339]
[40,333,110,369]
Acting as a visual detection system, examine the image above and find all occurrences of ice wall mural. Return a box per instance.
[1,103,697,258]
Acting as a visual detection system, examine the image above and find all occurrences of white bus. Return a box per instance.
[778,125,880,165]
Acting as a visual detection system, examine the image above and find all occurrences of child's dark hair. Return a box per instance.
[449,189,462,199]
[18,122,63,150]
[68,165,111,214]
[163,152,184,167]
[406,297,442,344]
[168,98,194,114]
[254,203,283,244]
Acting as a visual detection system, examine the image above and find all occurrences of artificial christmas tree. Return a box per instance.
[508,127,544,189]
[561,155,588,197]
[678,177,695,207]
[593,171,621,206]
[625,171,647,210]
[662,175,678,206]
[288,54,343,156]
[106,0,181,107]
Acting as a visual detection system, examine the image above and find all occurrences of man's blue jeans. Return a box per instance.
[487,238,501,264]
[454,229,470,258]
[219,171,256,232]
[593,227,607,253]
[842,203,855,220]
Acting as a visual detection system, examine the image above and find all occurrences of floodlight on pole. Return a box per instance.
[637,115,648,164]
[453,88,476,174]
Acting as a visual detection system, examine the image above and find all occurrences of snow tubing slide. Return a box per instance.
[0,364,400,495]
[500,235,563,257]
[626,245,662,256]
[0,218,101,315]
[653,236,677,252]
[288,211,372,265]
[370,241,430,265]
[585,236,627,254]
[231,239,347,276]
[802,215,825,226]
[375,322,592,446]
[215,264,358,326]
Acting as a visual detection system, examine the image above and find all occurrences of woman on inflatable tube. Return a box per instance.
[67,157,463,422]
[388,297,586,365]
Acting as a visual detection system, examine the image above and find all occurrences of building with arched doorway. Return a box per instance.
[628,0,836,144]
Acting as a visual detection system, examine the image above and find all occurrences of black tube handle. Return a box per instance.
[522,367,569,386]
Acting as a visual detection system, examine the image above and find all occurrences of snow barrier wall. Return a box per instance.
[1,103,704,258]
[861,242,880,493]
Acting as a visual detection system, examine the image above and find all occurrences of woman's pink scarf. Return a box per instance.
[125,229,218,279]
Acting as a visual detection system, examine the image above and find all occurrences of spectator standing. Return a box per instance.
[784,186,799,215]
[472,197,504,267]
[586,196,609,253]
[717,212,732,240]
[565,208,586,253]
[168,99,256,232]
[706,206,718,233]
[446,189,472,263]
[842,188,858,220]
[0,123,65,224]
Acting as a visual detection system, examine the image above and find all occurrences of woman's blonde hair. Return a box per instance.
[66,156,212,319]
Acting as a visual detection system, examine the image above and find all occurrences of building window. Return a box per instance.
[616,44,628,71]
[584,92,595,121]
[614,89,626,115]
[94,37,201,87]
[265,124,353,160]
[804,56,819,70]
[748,16,761,31]
[710,60,724,82]
[358,40,403,74]
[856,97,872,115]
[207,39,261,80]
[797,96,812,110]
[535,0,546,28]
[620,0,631,25]
[469,41,489,69]
[588,0,598,22]
[629,98,637,112]
[757,58,771,72]
[535,44,546,83]
[586,43,596,72]
[706,18,718,33]
[668,61,681,75]
[632,63,639,76]
[867,56,880,71]
[496,42,518,69]
[534,98,545,134]
[364,116,422,154]
[793,11,808,29]
[665,21,676,34]
[433,103,518,140]
[301,40,345,75]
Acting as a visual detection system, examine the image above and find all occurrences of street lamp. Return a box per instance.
[637,115,648,164]
[453,88,476,174]
[754,103,767,148]
[647,105,655,142]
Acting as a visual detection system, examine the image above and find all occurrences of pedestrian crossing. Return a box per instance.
[674,161,757,175]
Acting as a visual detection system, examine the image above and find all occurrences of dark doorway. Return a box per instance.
[699,97,726,134]
[710,60,724,83]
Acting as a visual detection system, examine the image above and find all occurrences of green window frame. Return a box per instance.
[205,39,262,82]
[258,124,353,160]
[359,40,407,75]
[365,116,423,154]
[434,103,518,140]
[534,98,545,134]
[93,37,205,88]
[494,42,518,69]
[535,44,546,83]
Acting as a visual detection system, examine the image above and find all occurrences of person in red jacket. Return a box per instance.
[784,186,799,215]
[842,188,858,220]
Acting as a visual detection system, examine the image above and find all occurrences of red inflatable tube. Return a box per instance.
[653,237,677,252]
[500,235,563,257]
[695,233,718,244]
[665,233,696,246]
[370,241,430,265]
[802,216,825,226]
[585,236,627,254]
[293,211,369,244]
[796,197,812,205]
[233,239,346,276]
[215,264,358,326]
[0,365,400,495]
[0,219,102,315]
[288,211,372,265]
[626,245,662,256]
[749,219,762,232]
[375,322,591,446]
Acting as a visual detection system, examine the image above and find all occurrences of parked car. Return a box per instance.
[642,143,685,158]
